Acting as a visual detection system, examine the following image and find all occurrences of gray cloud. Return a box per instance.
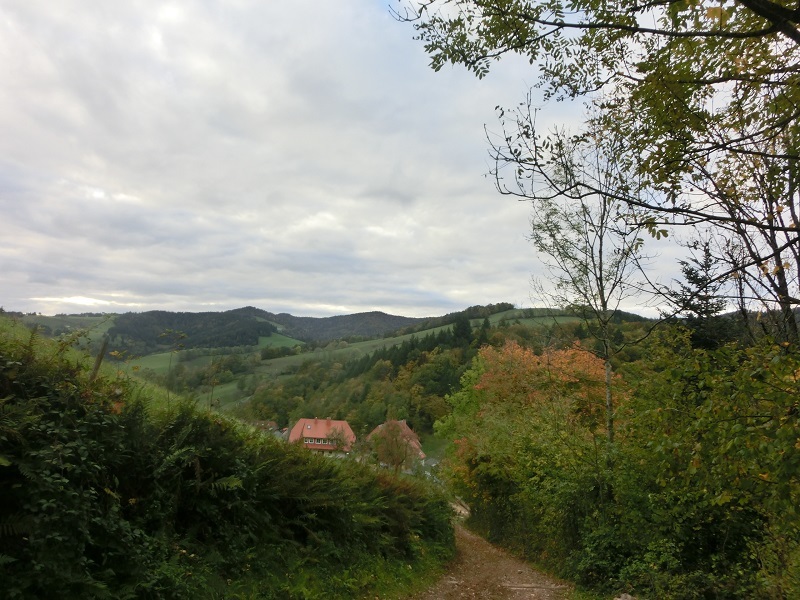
[0,1,673,318]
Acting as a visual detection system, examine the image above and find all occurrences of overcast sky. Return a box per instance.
[0,1,673,318]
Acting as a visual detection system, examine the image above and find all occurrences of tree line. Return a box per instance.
[107,310,278,352]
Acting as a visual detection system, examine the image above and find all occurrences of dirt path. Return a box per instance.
[408,525,571,599]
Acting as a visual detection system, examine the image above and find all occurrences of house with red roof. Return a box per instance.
[367,419,426,472]
[288,417,356,454]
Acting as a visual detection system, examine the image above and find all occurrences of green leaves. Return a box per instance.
[624,333,800,595]
[405,0,800,345]
[0,316,455,598]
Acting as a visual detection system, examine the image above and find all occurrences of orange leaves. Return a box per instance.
[475,341,605,403]
[471,341,618,433]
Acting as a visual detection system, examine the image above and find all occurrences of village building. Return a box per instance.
[367,419,426,472]
[288,417,356,454]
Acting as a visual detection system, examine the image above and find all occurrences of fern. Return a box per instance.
[0,394,40,444]
[210,475,243,494]
[0,553,17,566]
[15,460,37,481]
[152,445,195,478]
[0,514,33,537]
[22,326,39,365]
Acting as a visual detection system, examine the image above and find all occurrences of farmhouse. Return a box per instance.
[368,419,426,471]
[288,417,356,453]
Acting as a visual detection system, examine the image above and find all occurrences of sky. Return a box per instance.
[0,1,675,318]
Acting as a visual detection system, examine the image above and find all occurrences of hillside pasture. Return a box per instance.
[255,324,455,378]
[258,332,303,348]
[127,311,588,414]
[20,313,114,341]
[129,351,173,375]
[483,308,580,327]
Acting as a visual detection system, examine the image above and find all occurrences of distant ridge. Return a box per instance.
[100,306,432,350]
[17,302,538,352]
[229,306,429,342]
[15,302,655,356]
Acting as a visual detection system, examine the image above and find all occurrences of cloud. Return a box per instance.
[0,1,673,318]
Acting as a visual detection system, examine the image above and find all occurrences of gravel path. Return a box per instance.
[408,525,571,599]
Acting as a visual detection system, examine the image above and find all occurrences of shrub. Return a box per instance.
[0,317,454,599]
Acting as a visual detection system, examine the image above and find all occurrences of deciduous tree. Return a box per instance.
[397,0,800,337]
[495,114,648,445]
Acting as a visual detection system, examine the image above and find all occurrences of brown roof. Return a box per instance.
[288,417,356,452]
[367,419,426,459]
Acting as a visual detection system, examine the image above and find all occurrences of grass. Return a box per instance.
[107,311,577,419]
[258,332,303,348]
[255,324,455,378]
[128,332,302,377]
[130,350,224,375]
[206,380,243,409]
[130,351,173,374]
[420,433,450,461]
[484,308,581,328]
[20,313,114,342]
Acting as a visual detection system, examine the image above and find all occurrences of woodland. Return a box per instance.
[6,295,799,598]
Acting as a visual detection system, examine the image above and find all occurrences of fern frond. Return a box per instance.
[210,475,243,494]
[16,462,38,481]
[0,554,17,566]
[0,514,34,537]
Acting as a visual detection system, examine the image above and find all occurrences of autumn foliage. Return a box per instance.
[437,335,800,598]
[474,341,613,430]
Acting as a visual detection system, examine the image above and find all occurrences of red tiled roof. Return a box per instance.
[288,417,356,452]
[367,419,426,459]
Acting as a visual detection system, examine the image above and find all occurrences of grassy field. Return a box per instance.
[130,351,173,374]
[483,308,580,327]
[20,313,114,341]
[128,331,303,376]
[130,350,225,375]
[258,332,303,348]
[254,323,455,378]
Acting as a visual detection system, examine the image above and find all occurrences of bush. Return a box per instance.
[437,332,800,598]
[0,318,454,599]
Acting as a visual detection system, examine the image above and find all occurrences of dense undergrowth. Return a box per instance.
[440,330,800,599]
[0,317,454,599]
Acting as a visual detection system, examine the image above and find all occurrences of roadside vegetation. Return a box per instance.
[438,328,800,598]
[6,297,800,598]
[9,291,800,599]
[0,316,454,599]
[390,0,800,596]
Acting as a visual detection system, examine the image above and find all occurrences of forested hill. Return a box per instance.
[257,309,429,342]
[107,309,279,351]
[105,306,431,351]
[102,304,523,351]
